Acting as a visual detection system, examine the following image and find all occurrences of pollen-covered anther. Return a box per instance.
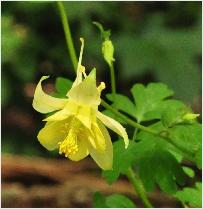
[98,82,106,93]
[58,129,79,157]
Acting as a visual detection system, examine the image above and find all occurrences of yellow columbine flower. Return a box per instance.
[32,38,128,170]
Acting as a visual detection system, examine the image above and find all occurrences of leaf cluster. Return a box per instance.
[101,82,201,206]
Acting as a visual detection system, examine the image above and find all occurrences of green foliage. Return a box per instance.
[93,192,136,208]
[103,82,201,196]
[105,194,136,208]
[182,166,195,178]
[55,77,73,97]
[131,83,173,122]
[103,127,186,194]
[168,123,202,168]
[161,105,198,128]
[93,192,107,208]
[195,146,202,169]
[134,134,186,194]
[174,182,202,207]
[106,94,135,117]
[106,83,188,123]
[106,82,201,159]
[102,140,134,184]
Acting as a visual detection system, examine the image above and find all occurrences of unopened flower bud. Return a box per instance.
[182,113,200,121]
[102,40,115,67]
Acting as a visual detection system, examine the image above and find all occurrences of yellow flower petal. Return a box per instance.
[44,101,95,130]
[67,69,101,106]
[68,137,89,161]
[38,119,70,150]
[43,101,78,122]
[33,76,68,113]
[97,111,129,148]
[76,105,96,129]
[87,121,113,170]
[91,122,106,151]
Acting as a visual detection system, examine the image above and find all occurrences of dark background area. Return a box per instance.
[2,1,202,157]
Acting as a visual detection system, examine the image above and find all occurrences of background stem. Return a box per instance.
[126,167,153,208]
[57,1,78,72]
[110,63,116,97]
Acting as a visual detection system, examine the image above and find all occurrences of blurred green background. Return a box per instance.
[2,1,202,157]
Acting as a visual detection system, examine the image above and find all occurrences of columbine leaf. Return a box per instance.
[135,127,186,194]
[93,192,136,208]
[106,93,135,117]
[102,140,135,184]
[106,194,136,208]
[93,192,107,208]
[103,123,186,194]
[131,83,174,122]
[135,122,186,193]
[55,77,73,97]
[195,146,202,169]
[182,166,195,178]
[174,182,202,207]
[161,104,197,128]
[168,123,202,168]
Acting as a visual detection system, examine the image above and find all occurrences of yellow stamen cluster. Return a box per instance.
[58,129,79,157]
[58,118,81,157]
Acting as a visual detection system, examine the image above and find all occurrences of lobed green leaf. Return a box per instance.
[174,182,202,207]
[55,77,73,97]
[93,192,136,208]
[131,83,174,122]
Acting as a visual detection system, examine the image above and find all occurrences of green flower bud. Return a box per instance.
[182,113,200,121]
[102,40,115,67]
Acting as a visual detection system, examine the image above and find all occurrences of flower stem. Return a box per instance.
[126,167,153,208]
[110,63,116,97]
[57,1,78,72]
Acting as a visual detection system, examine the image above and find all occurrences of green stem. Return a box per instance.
[101,99,194,158]
[57,1,78,72]
[126,167,153,208]
[132,128,138,141]
[101,100,157,135]
[109,63,116,97]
